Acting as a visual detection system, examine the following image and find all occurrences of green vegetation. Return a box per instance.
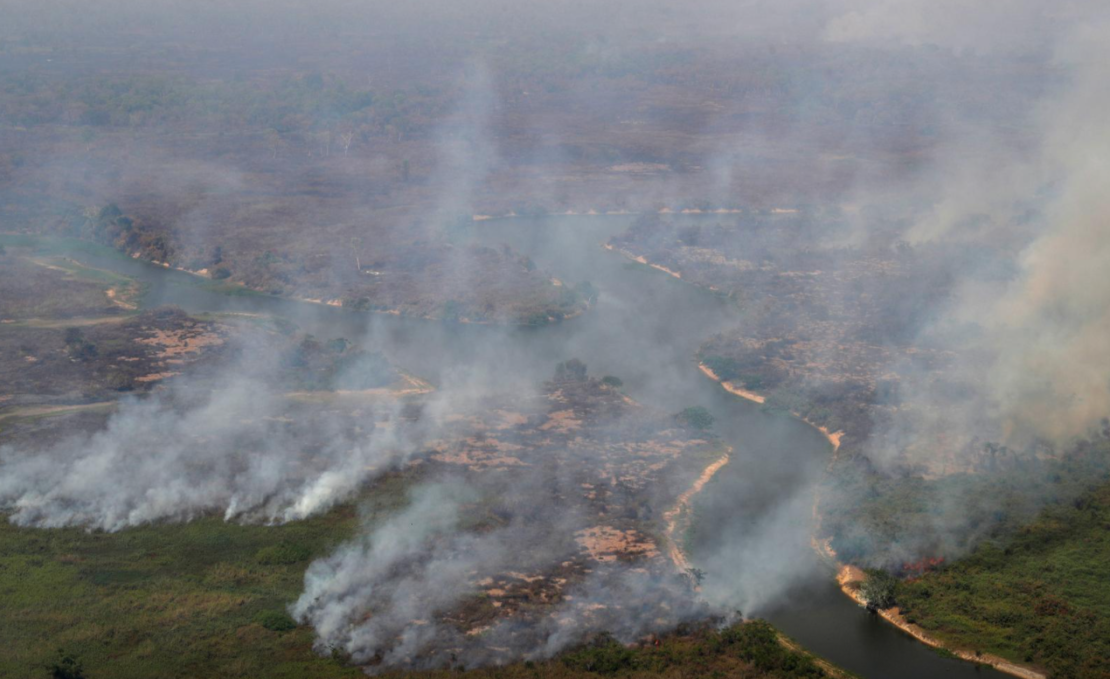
[820,435,1110,568]
[700,355,764,391]
[894,482,1110,679]
[675,406,715,431]
[47,650,86,679]
[600,375,624,389]
[859,569,897,610]
[63,327,99,362]
[558,621,831,678]
[0,474,416,679]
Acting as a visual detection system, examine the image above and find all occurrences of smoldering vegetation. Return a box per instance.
[3,0,1110,675]
[0,319,428,530]
[601,2,1110,572]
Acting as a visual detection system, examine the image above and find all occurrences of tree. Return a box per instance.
[860,569,898,611]
[48,649,85,679]
[686,567,706,587]
[675,406,714,430]
[315,130,332,156]
[555,358,588,382]
[600,375,623,389]
[63,327,98,361]
[575,280,600,305]
[338,130,355,156]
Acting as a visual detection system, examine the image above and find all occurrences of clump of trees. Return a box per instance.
[860,569,898,611]
[78,203,173,263]
[701,354,764,390]
[555,358,588,382]
[675,406,714,430]
[560,621,826,677]
[600,375,623,389]
[63,327,98,362]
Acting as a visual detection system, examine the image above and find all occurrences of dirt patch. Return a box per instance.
[136,326,225,361]
[575,526,660,563]
[538,409,581,433]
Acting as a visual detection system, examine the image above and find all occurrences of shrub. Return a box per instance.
[555,358,588,382]
[48,650,85,679]
[562,634,637,674]
[675,406,714,430]
[256,610,297,633]
[860,569,898,610]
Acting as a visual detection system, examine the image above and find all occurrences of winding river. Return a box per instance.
[18,216,1006,679]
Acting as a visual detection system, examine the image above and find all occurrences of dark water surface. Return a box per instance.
[42,218,1005,679]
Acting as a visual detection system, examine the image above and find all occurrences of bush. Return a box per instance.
[860,569,898,610]
[675,406,714,430]
[104,368,135,392]
[210,267,232,280]
[562,634,637,674]
[600,375,623,389]
[701,355,742,381]
[48,650,85,679]
[255,610,297,633]
[63,327,98,362]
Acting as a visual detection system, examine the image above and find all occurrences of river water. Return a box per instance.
[41,217,1005,679]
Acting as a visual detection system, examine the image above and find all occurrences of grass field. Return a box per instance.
[894,482,1110,679]
[0,475,412,679]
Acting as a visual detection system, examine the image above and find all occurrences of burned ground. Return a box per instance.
[360,376,728,663]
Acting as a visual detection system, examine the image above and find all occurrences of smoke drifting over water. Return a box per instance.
[3,0,1110,672]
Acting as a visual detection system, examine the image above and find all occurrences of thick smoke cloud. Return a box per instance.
[293,481,712,670]
[962,21,1110,444]
[0,374,418,531]
[861,8,1110,453]
[4,0,1110,672]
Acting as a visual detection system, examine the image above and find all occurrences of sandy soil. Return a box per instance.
[662,450,731,577]
[136,326,225,361]
[603,244,684,280]
[575,526,660,563]
[697,363,766,404]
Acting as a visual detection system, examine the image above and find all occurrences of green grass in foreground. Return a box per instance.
[895,482,1110,679]
[0,476,416,679]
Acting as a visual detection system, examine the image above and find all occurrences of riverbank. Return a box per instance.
[698,360,1048,678]
[663,448,731,578]
[602,243,687,281]
[830,562,1046,679]
[697,363,843,451]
